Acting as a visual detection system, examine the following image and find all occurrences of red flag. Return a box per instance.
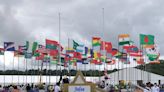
[73,52,82,60]
[105,42,112,53]
[49,50,58,56]
[36,54,44,60]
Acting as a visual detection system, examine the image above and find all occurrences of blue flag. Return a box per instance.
[4,42,15,51]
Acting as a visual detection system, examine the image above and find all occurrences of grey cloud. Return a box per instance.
[0,0,163,55]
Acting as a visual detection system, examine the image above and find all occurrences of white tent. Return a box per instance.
[101,68,164,84]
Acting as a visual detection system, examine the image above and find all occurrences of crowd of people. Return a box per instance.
[0,75,70,92]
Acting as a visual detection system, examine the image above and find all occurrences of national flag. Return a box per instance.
[43,56,51,63]
[93,51,101,59]
[0,48,4,55]
[101,41,112,53]
[91,59,102,65]
[46,39,58,50]
[76,44,84,53]
[146,46,160,62]
[33,50,40,57]
[118,34,130,45]
[123,45,139,53]
[4,42,15,51]
[38,44,48,54]
[73,52,82,60]
[106,58,116,65]
[92,37,101,46]
[25,52,33,59]
[14,50,25,56]
[129,51,142,57]
[140,34,154,47]
[110,48,118,56]
[133,57,145,65]
[32,42,38,52]
[36,53,45,60]
[49,50,58,56]
[73,40,79,50]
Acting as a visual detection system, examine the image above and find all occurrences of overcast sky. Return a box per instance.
[0,0,164,54]
[0,0,164,70]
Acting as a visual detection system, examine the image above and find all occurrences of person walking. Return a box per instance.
[151,83,160,92]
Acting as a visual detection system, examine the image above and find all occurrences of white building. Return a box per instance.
[101,68,164,85]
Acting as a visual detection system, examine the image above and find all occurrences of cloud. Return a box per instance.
[0,0,164,69]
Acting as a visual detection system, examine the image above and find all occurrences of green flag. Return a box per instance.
[73,40,79,50]
[32,42,38,52]
[140,34,154,45]
[26,41,29,50]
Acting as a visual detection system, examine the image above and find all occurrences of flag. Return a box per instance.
[93,51,101,59]
[36,53,44,60]
[4,42,15,51]
[123,45,139,53]
[129,51,142,57]
[140,34,154,47]
[101,41,112,53]
[43,56,51,63]
[76,44,84,53]
[92,37,101,46]
[46,39,58,50]
[33,50,40,57]
[146,46,160,62]
[73,52,82,60]
[106,58,116,65]
[38,44,48,54]
[118,34,130,45]
[0,48,4,55]
[133,57,145,65]
[73,40,79,50]
[32,42,38,52]
[25,52,33,59]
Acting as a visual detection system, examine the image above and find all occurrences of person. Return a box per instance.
[144,82,151,92]
[151,83,160,92]
[54,82,61,92]
[62,75,69,84]
[12,86,20,92]
[0,85,3,91]
[26,84,31,92]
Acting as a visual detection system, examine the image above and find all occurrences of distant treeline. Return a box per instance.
[0,69,118,77]
[136,60,164,76]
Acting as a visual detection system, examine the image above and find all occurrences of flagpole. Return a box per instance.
[3,52,5,86]
[26,58,27,85]
[18,54,20,85]
[12,53,14,84]
[58,12,62,83]
[117,36,120,87]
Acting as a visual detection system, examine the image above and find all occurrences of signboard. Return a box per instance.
[68,85,91,92]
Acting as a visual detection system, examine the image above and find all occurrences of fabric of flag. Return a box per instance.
[32,42,38,52]
[14,50,25,56]
[146,46,160,62]
[110,48,118,56]
[100,56,106,62]
[36,53,44,60]
[140,34,154,46]
[26,41,29,51]
[73,40,79,50]
[46,39,58,50]
[133,57,145,65]
[106,58,116,65]
[76,44,84,53]
[101,41,112,53]
[118,34,130,45]
[91,59,102,65]
[73,52,82,60]
[43,56,51,63]
[33,50,40,57]
[25,52,33,59]
[4,42,15,51]
[38,44,48,54]
[123,45,139,53]
[92,37,101,46]
[93,51,101,59]
[0,48,4,55]
[129,51,142,57]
